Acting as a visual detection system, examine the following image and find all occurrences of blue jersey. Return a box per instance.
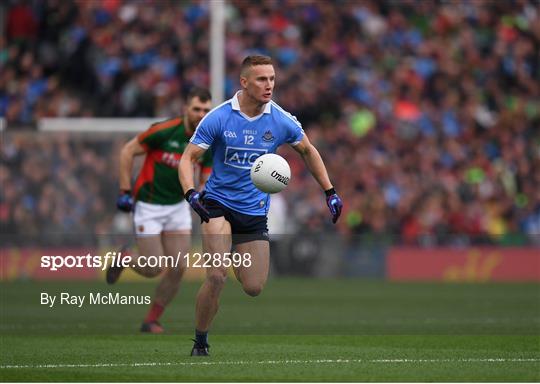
[190,91,304,216]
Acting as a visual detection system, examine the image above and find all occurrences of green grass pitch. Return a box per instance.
[1,279,539,381]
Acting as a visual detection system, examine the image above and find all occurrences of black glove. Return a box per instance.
[116,190,134,212]
[325,188,343,224]
[185,189,210,223]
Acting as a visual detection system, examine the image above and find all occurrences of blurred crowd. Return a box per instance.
[2,0,540,245]
[1,133,128,245]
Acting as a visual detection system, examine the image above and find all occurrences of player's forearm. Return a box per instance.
[119,147,134,191]
[301,145,333,191]
[180,144,209,194]
[179,156,196,193]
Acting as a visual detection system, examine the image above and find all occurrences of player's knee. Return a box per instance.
[207,271,227,290]
[164,267,184,281]
[145,267,163,277]
[242,282,264,297]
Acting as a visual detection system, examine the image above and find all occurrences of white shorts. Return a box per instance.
[133,200,192,236]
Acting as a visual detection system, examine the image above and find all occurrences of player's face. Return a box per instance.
[242,64,275,104]
[185,96,211,128]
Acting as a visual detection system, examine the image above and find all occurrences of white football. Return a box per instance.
[250,153,291,194]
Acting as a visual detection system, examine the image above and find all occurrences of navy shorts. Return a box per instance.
[204,199,269,244]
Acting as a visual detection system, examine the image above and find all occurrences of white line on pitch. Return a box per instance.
[1,358,539,369]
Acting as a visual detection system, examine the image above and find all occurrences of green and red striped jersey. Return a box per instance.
[133,117,212,205]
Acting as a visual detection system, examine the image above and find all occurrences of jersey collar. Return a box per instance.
[232,91,271,121]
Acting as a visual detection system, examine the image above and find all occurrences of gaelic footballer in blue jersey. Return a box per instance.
[190,85,304,216]
[179,55,343,356]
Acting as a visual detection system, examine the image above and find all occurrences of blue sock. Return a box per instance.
[195,329,208,346]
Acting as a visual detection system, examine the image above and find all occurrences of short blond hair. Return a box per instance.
[240,55,273,76]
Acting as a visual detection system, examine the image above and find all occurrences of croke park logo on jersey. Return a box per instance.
[262,130,275,142]
[224,147,268,169]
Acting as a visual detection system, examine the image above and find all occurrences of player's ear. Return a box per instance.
[240,76,248,89]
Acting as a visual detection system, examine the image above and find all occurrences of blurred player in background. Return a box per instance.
[108,87,212,333]
[180,55,343,355]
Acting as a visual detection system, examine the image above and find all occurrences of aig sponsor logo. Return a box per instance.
[224,131,237,138]
[224,147,267,169]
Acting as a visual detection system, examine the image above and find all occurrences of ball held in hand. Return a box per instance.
[250,153,291,194]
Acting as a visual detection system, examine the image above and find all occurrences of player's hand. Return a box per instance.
[116,190,134,212]
[185,189,210,223]
[325,188,343,224]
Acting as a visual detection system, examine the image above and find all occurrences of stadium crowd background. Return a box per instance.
[2,0,539,245]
